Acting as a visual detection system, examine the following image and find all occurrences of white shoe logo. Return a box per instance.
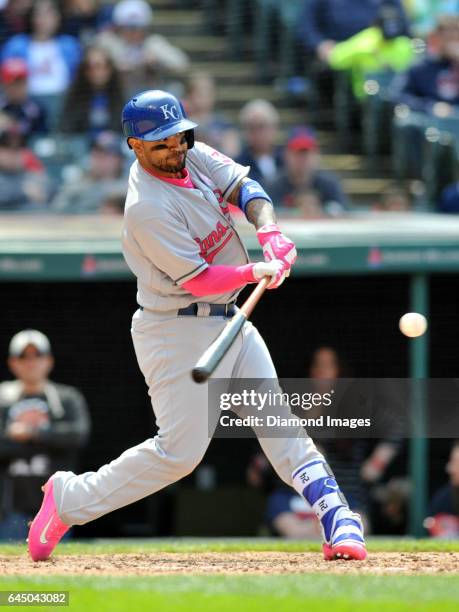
[39,516,54,544]
[325,478,339,491]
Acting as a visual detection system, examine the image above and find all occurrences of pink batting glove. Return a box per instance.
[256,224,297,271]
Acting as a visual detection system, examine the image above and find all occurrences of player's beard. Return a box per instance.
[154,151,187,174]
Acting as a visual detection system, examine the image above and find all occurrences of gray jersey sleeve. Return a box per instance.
[190,142,250,200]
[129,208,208,285]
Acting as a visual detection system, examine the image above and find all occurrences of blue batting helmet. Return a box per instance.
[121,90,198,149]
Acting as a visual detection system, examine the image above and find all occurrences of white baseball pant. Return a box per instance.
[51,307,324,525]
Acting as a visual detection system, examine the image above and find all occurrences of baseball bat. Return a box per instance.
[191,276,271,383]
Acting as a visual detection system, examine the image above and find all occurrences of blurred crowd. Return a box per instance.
[291,0,459,213]
[0,0,191,214]
[0,1,458,215]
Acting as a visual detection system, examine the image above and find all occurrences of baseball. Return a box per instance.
[399,312,428,338]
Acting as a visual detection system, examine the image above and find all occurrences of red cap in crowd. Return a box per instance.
[287,127,318,152]
[1,58,28,84]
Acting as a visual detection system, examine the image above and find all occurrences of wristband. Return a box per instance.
[256,223,281,240]
[238,179,272,215]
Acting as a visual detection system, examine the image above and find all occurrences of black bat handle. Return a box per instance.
[191,311,246,383]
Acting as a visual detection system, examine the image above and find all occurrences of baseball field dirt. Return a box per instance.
[1,551,458,576]
[1,540,458,611]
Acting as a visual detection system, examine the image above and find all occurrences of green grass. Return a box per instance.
[0,539,458,611]
[0,537,458,556]
[0,575,458,612]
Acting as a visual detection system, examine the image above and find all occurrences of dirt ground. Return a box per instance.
[1,552,458,576]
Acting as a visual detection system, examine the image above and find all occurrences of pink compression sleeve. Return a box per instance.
[182,264,256,297]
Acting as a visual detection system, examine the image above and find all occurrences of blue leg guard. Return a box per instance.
[292,460,365,548]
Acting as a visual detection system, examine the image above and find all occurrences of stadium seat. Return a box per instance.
[361,71,397,166]
[392,107,428,180]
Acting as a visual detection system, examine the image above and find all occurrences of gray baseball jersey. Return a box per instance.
[122,141,251,311]
[50,141,326,530]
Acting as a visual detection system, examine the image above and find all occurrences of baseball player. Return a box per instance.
[27,90,366,562]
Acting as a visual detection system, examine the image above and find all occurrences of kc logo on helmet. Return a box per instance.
[160,104,179,120]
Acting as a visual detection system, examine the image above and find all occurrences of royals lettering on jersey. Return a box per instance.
[194,221,234,263]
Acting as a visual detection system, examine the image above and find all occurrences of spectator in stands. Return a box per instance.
[1,0,81,128]
[439,180,459,213]
[373,185,412,211]
[268,127,347,216]
[247,452,322,538]
[96,0,189,97]
[100,190,126,215]
[404,0,459,38]
[0,0,33,42]
[236,99,283,187]
[299,0,410,64]
[390,15,459,116]
[306,347,370,520]
[0,58,47,139]
[0,112,50,211]
[371,477,410,535]
[389,16,459,181]
[51,130,126,214]
[61,0,114,44]
[327,3,413,99]
[59,46,124,136]
[0,330,91,541]
[184,72,241,158]
[425,440,459,537]
[289,188,326,219]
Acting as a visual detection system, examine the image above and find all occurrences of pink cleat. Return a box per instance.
[27,477,70,562]
[323,540,367,561]
[322,509,367,561]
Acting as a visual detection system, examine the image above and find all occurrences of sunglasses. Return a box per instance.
[16,351,47,360]
[85,62,110,70]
